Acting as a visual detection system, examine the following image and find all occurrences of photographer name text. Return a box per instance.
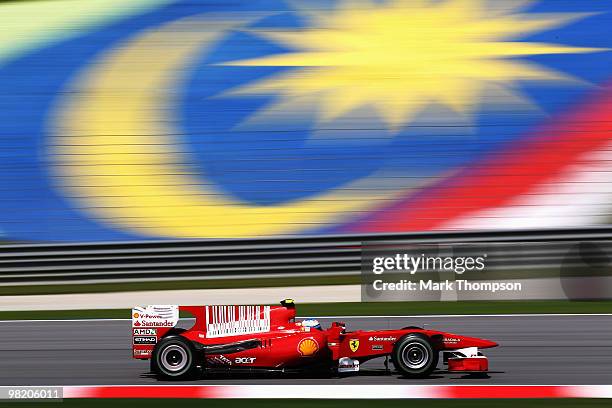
[371,279,522,293]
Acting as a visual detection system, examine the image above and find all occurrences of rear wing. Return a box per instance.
[132,305,179,328]
[131,300,296,359]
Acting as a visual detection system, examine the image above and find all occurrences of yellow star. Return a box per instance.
[222,0,604,133]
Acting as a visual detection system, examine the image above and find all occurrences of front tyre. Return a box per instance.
[151,335,200,380]
[392,334,438,378]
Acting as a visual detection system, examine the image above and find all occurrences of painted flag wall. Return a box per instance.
[0,0,611,242]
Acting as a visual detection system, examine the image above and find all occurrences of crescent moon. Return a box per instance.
[51,15,405,238]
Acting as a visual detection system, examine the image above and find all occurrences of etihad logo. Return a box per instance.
[133,336,157,345]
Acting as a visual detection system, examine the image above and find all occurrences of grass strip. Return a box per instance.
[0,275,361,296]
[0,300,610,320]
[1,267,606,296]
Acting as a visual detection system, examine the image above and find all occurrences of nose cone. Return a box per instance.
[441,332,499,349]
[476,338,498,349]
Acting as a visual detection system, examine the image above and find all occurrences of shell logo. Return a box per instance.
[297,338,319,357]
[133,312,139,318]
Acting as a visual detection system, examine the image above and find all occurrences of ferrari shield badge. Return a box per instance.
[349,339,360,352]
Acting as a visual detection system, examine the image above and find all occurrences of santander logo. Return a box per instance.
[132,320,174,328]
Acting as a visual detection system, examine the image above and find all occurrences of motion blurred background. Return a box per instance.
[2,3,612,400]
[0,0,612,306]
[1,0,612,242]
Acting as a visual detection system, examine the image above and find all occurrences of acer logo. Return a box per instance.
[234,357,256,364]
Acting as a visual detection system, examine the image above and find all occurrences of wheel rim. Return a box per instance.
[402,342,429,369]
[160,344,189,373]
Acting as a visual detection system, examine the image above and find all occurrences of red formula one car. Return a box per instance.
[132,300,497,379]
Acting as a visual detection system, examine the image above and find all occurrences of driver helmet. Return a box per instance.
[301,318,322,330]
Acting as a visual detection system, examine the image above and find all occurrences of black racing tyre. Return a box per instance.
[151,335,200,380]
[392,334,438,378]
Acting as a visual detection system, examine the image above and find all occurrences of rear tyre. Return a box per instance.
[392,334,438,378]
[151,335,200,380]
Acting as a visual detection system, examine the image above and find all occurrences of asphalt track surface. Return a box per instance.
[0,315,610,385]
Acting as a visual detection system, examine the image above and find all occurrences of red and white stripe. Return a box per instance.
[63,385,612,399]
[347,83,612,234]
[442,142,612,231]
